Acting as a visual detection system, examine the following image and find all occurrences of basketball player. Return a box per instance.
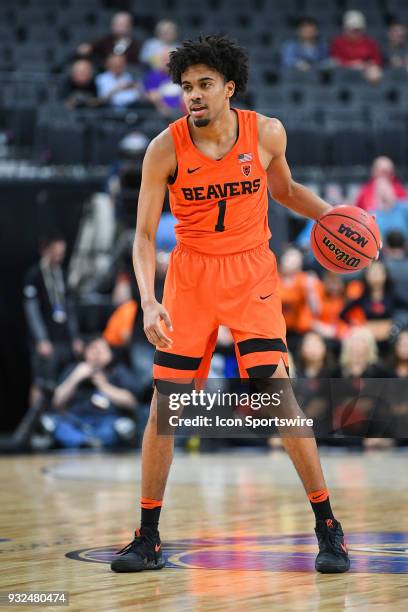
[111,36,350,574]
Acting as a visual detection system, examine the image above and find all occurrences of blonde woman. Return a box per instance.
[334,326,393,448]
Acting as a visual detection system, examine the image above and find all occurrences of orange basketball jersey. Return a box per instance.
[168,108,271,255]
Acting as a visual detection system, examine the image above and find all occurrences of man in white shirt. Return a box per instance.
[96,54,141,108]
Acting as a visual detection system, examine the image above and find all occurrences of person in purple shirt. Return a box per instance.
[281,17,328,70]
[143,48,184,117]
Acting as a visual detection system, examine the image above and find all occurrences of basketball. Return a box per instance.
[311,205,381,273]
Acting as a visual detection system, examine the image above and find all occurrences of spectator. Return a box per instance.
[355,156,408,211]
[373,178,408,241]
[281,17,328,71]
[332,327,393,446]
[330,10,382,83]
[140,19,179,68]
[385,21,408,69]
[77,11,140,65]
[383,231,408,308]
[103,249,170,399]
[143,48,184,117]
[341,261,396,342]
[23,233,83,391]
[335,326,389,377]
[52,337,138,448]
[96,54,142,108]
[390,329,408,377]
[388,329,408,446]
[296,331,332,378]
[62,60,99,110]
[293,332,333,437]
[104,299,138,348]
[279,247,322,352]
[312,271,349,342]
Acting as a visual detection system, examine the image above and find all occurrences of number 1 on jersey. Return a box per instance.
[215,199,227,232]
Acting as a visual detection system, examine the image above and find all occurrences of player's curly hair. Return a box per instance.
[168,35,249,96]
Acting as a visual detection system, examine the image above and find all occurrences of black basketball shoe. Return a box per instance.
[315,518,350,573]
[110,527,165,572]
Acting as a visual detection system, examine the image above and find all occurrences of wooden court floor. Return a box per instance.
[1,449,408,611]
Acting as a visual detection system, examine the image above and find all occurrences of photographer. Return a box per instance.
[51,337,137,448]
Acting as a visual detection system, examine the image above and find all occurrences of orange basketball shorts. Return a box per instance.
[153,242,288,382]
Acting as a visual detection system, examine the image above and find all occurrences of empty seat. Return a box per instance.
[328,125,373,166]
[323,105,367,126]
[286,127,327,166]
[279,69,320,86]
[42,120,86,164]
[89,122,130,165]
[373,123,408,165]
[331,67,367,85]
[25,24,60,43]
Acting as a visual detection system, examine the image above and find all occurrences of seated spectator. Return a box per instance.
[388,329,408,445]
[77,11,140,65]
[391,328,408,377]
[143,48,184,117]
[52,337,138,448]
[312,271,349,341]
[334,326,390,378]
[373,178,408,241]
[383,231,408,308]
[23,233,83,392]
[281,17,328,71]
[355,156,408,211]
[96,54,142,108]
[140,19,179,68]
[341,261,396,342]
[332,327,393,446]
[62,60,99,110]
[293,332,333,436]
[279,247,322,352]
[104,299,138,348]
[385,21,408,69]
[296,331,333,378]
[103,249,170,402]
[330,10,382,83]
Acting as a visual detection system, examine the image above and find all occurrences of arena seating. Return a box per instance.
[0,0,408,168]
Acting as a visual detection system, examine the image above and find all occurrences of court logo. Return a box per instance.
[241,164,252,177]
[66,532,408,573]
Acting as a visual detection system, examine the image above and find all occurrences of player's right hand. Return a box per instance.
[143,301,173,349]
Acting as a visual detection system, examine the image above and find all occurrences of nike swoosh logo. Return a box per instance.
[311,495,324,500]
[187,166,201,174]
[260,293,273,300]
[155,544,161,552]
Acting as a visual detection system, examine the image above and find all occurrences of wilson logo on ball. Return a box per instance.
[338,223,369,248]
[322,236,360,268]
